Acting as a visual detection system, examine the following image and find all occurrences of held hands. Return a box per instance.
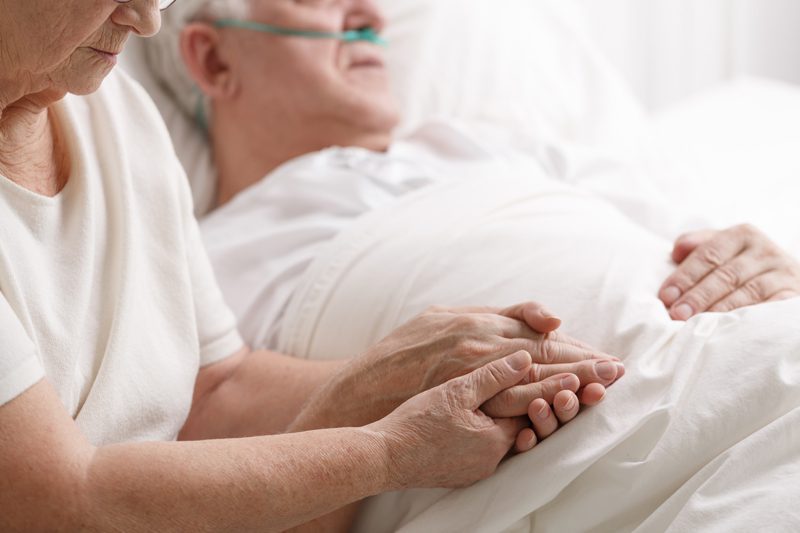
[361,302,623,411]
[659,225,800,320]
[372,351,541,490]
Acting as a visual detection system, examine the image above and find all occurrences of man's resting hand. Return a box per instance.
[659,224,800,320]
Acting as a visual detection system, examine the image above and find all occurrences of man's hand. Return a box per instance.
[373,351,535,490]
[659,225,800,320]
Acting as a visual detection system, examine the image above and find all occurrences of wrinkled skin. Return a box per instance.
[660,224,800,320]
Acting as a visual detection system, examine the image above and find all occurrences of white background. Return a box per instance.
[574,0,800,110]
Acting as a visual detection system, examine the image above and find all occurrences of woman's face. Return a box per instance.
[0,0,160,97]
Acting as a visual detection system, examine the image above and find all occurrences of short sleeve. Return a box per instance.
[175,164,245,367]
[0,294,44,406]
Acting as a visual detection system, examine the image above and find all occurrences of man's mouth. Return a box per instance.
[350,56,385,69]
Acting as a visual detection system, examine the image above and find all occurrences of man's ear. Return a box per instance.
[180,23,238,100]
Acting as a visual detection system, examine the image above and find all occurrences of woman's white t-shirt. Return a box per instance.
[0,70,243,445]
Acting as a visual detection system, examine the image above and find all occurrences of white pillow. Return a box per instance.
[378,0,645,144]
[120,0,645,216]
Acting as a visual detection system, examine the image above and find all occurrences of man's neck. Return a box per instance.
[211,109,392,208]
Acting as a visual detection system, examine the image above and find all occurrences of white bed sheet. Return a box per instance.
[274,168,800,532]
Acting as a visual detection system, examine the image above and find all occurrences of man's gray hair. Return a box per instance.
[145,0,251,123]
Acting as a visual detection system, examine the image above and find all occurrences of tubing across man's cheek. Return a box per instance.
[213,18,388,46]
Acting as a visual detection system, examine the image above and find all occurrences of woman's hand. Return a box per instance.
[372,351,537,490]
[659,225,800,320]
[363,302,621,396]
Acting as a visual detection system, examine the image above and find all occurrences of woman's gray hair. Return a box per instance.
[145,0,251,123]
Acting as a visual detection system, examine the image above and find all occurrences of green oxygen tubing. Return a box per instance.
[212,19,388,46]
[195,20,387,132]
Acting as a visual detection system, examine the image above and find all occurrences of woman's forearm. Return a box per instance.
[85,427,389,532]
[180,349,347,440]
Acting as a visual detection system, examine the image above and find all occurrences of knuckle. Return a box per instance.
[482,363,507,390]
[538,339,558,364]
[699,246,725,269]
[683,286,714,309]
[742,279,766,302]
[529,363,542,383]
[714,265,741,289]
[452,314,478,330]
[454,336,482,356]
[424,304,446,315]
[737,223,758,237]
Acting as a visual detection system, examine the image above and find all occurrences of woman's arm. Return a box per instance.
[1,381,385,532]
[0,352,532,532]
[179,347,346,440]
[183,303,622,442]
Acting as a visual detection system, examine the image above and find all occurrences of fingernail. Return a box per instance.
[537,404,550,420]
[539,307,560,320]
[562,394,578,410]
[662,286,681,306]
[615,363,626,379]
[507,350,532,371]
[673,303,694,321]
[526,433,537,450]
[595,361,617,380]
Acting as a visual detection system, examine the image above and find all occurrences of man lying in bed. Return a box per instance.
[150,0,800,350]
[146,1,800,530]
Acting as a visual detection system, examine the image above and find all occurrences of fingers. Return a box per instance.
[578,382,607,406]
[659,228,747,309]
[514,427,538,453]
[499,328,617,367]
[671,229,719,264]
[494,416,531,450]
[553,390,580,424]
[707,272,787,312]
[481,373,580,418]
[513,391,581,453]
[671,251,775,318]
[530,359,624,388]
[462,350,532,408]
[527,390,582,442]
[528,399,559,440]
[498,301,562,334]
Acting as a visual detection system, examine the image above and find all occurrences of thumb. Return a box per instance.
[458,350,532,409]
[499,302,561,334]
[672,230,717,264]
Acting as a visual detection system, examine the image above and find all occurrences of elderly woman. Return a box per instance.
[0,1,624,531]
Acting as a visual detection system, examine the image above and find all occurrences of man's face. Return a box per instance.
[223,0,399,143]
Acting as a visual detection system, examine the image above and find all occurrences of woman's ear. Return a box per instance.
[179,23,238,101]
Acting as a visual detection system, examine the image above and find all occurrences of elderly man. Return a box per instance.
[147,0,800,349]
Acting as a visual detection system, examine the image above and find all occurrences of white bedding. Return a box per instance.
[273,168,800,532]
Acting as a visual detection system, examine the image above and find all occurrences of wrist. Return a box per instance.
[291,357,406,431]
[363,423,404,492]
